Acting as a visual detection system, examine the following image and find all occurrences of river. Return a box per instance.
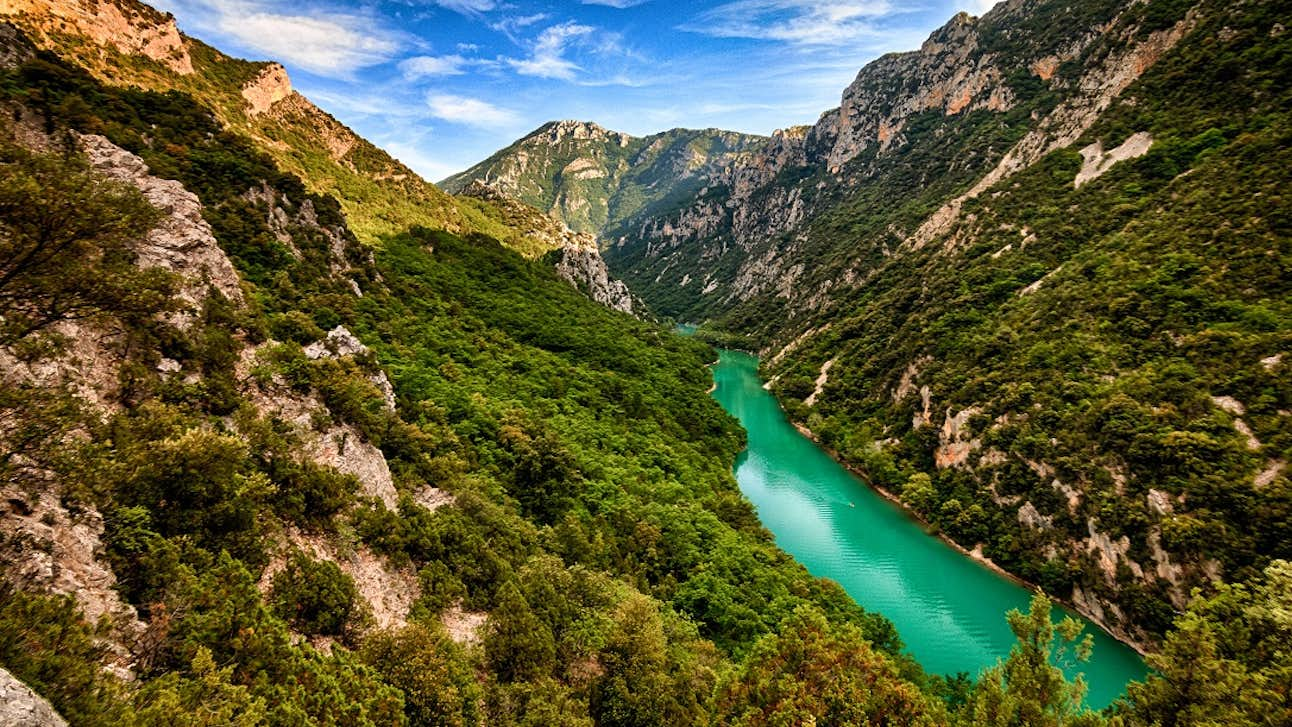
[709,348,1147,708]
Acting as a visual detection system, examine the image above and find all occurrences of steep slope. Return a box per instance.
[589,0,1290,649]
[442,120,767,238]
[455,181,643,314]
[0,21,950,725]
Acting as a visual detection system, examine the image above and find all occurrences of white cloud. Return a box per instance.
[958,0,999,14]
[399,55,469,78]
[155,0,402,76]
[682,0,894,46]
[217,11,400,75]
[581,0,650,7]
[506,21,595,80]
[426,93,519,127]
[432,0,497,15]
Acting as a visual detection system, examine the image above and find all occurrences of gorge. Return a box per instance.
[0,0,1287,724]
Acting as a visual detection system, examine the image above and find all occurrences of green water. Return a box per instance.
[710,349,1147,708]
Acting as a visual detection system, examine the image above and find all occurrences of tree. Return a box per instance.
[715,605,943,727]
[485,581,555,682]
[360,624,480,727]
[1121,560,1291,727]
[133,648,267,727]
[0,138,172,346]
[957,593,1104,727]
[270,553,362,638]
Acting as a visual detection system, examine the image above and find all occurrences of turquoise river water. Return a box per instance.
[709,348,1147,708]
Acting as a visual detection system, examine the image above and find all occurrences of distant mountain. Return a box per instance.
[442,120,766,239]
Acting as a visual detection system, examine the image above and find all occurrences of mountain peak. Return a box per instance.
[532,120,634,146]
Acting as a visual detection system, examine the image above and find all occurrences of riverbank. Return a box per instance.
[705,349,1153,682]
[786,420,1152,657]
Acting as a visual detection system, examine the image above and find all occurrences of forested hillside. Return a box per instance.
[0,19,940,726]
[744,0,1292,651]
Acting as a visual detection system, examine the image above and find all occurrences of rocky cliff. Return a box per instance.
[0,0,191,74]
[0,70,428,679]
[0,668,67,727]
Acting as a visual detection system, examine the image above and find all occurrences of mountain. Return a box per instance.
[0,0,655,323]
[461,0,1292,652]
[442,120,767,239]
[0,0,602,257]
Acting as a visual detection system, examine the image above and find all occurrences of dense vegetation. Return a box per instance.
[2,0,1290,722]
[0,30,930,725]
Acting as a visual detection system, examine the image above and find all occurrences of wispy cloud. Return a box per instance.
[431,0,498,15]
[682,0,895,46]
[506,21,595,80]
[151,0,403,76]
[218,11,399,75]
[426,93,520,127]
[399,55,470,78]
[582,0,651,7]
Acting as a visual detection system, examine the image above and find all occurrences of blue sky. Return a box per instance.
[151,0,999,181]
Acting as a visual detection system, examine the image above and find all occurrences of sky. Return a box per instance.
[150,0,1000,181]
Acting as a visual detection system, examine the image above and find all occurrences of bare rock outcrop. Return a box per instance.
[0,0,192,74]
[80,134,244,313]
[0,487,146,658]
[935,406,982,468]
[242,63,292,117]
[553,244,639,316]
[1075,132,1154,187]
[0,668,67,727]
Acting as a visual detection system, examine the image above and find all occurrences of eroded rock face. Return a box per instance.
[553,244,639,316]
[1075,132,1154,187]
[242,62,292,116]
[0,668,67,727]
[80,134,244,315]
[0,0,192,74]
[0,487,146,663]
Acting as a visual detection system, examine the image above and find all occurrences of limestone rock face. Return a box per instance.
[599,0,1197,320]
[80,134,244,314]
[0,668,67,727]
[242,62,293,116]
[553,244,638,316]
[0,486,146,674]
[0,0,191,74]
